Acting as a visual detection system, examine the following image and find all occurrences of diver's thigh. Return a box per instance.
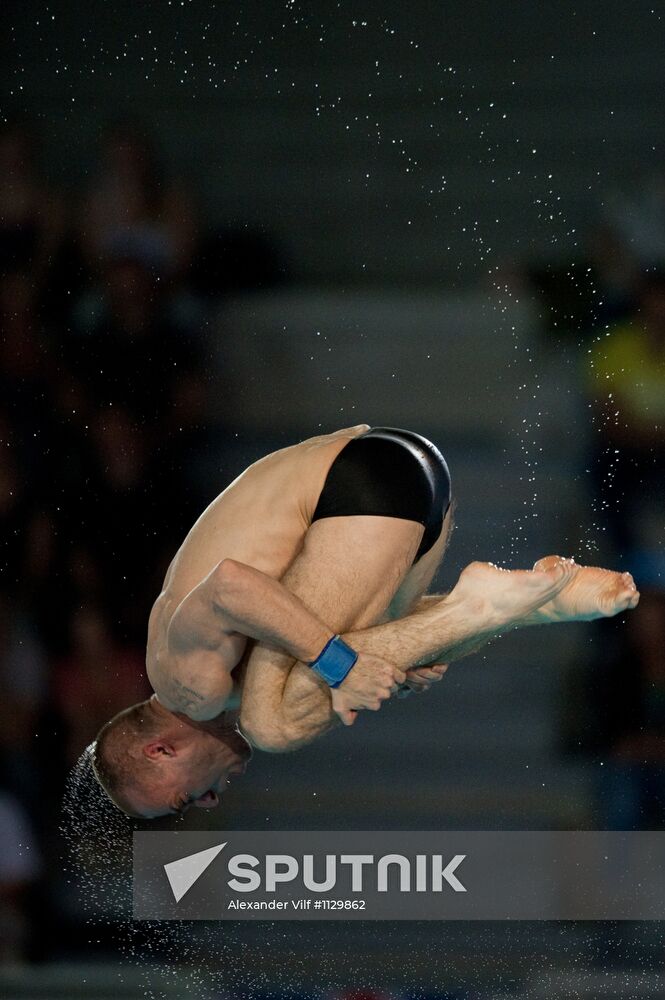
[239,514,422,725]
[388,505,454,618]
[285,514,424,631]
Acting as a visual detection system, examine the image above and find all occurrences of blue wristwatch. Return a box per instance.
[309,635,358,688]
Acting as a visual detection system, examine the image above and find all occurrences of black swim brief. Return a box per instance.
[312,426,451,563]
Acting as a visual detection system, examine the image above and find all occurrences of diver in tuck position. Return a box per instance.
[90,424,639,818]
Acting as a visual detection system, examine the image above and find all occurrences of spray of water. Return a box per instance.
[59,746,275,999]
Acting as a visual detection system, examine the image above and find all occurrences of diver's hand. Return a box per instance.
[397,662,449,698]
[331,652,406,725]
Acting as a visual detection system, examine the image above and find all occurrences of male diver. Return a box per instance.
[91,425,639,818]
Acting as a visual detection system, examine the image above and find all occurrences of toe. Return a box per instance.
[533,555,562,573]
[614,586,640,612]
[534,555,576,573]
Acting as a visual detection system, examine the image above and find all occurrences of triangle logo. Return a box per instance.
[164,842,227,903]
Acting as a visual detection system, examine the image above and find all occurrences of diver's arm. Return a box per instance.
[164,560,403,722]
[167,558,335,663]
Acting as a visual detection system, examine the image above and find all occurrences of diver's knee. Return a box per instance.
[239,710,293,753]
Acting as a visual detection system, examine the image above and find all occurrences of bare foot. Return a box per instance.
[449,557,577,630]
[527,555,640,623]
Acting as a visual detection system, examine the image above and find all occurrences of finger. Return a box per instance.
[339,708,357,726]
[413,668,443,683]
[393,668,407,685]
[410,663,449,682]
[408,668,436,682]
[368,700,382,711]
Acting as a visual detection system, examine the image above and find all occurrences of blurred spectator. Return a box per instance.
[575,274,665,827]
[587,223,638,326]
[53,605,150,765]
[65,252,215,561]
[0,411,36,593]
[529,172,665,337]
[68,256,204,426]
[0,117,262,963]
[0,270,59,473]
[585,171,665,328]
[0,594,48,813]
[0,791,42,965]
[73,407,167,640]
[192,226,284,296]
[590,589,665,829]
[0,123,64,290]
[79,123,197,279]
[585,270,665,555]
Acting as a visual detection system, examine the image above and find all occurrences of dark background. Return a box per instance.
[1,2,664,998]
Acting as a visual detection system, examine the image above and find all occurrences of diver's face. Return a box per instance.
[134,725,252,819]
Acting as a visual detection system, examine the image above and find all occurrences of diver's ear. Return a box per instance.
[143,739,177,760]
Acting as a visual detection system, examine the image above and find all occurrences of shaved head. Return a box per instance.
[91,697,252,819]
[90,700,159,816]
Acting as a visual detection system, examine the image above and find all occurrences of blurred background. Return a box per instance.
[1,1,664,997]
